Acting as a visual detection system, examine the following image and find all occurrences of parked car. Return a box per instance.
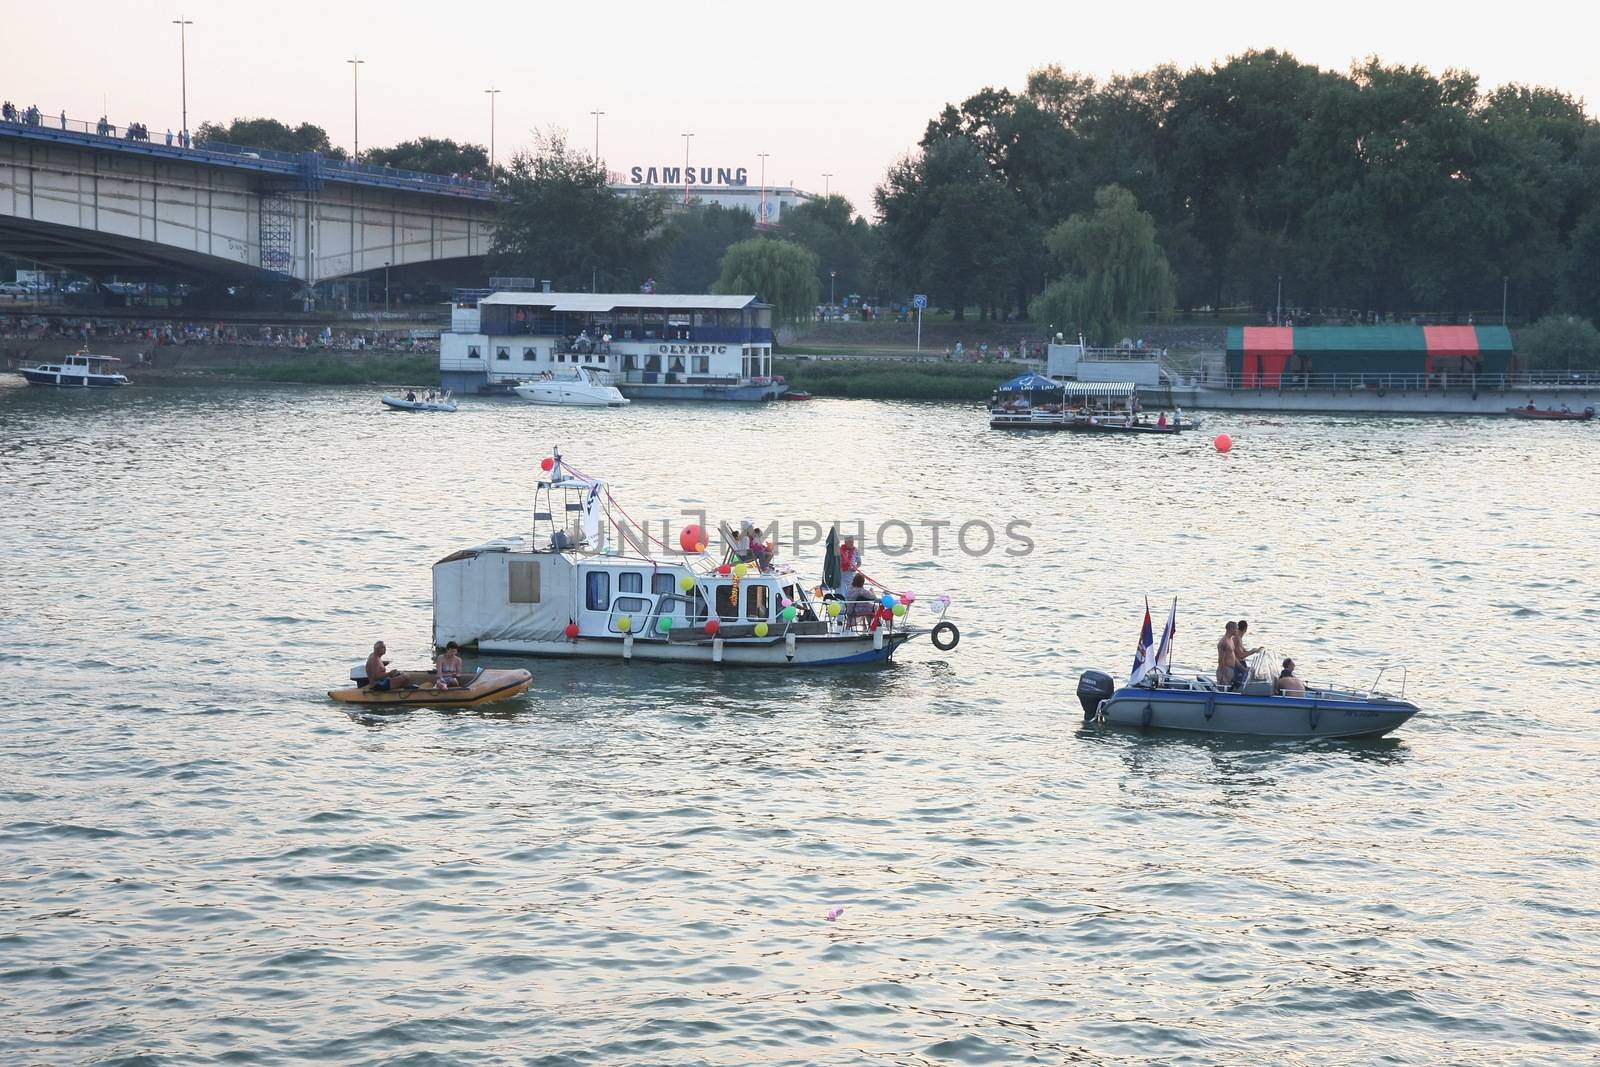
[0,282,31,296]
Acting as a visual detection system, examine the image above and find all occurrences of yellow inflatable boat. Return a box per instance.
[328,667,533,708]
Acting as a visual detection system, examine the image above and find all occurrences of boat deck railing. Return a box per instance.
[1182,370,1600,392]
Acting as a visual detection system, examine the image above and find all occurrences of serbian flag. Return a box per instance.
[1130,598,1154,682]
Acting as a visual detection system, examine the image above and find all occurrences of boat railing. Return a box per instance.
[1184,370,1600,392]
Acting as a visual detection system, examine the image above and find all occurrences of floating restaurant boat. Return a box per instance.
[1075,603,1417,739]
[431,450,960,667]
[440,287,784,401]
[1505,404,1594,421]
[18,351,130,387]
[988,374,1198,433]
[381,389,457,412]
[513,366,629,407]
[329,667,533,708]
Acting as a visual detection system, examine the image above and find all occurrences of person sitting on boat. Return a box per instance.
[434,641,465,689]
[364,641,408,691]
[839,534,861,590]
[1157,412,1168,429]
[750,527,774,572]
[1276,659,1306,696]
[846,574,876,629]
[406,389,417,402]
[730,525,753,562]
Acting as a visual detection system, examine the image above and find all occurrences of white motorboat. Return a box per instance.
[514,367,628,408]
[432,449,960,667]
[382,389,457,412]
[18,351,130,387]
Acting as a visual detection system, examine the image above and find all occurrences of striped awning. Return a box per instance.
[1059,381,1137,398]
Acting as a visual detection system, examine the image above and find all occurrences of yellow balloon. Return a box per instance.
[618,616,632,633]
[733,563,748,578]
[754,621,770,637]
[678,575,695,592]
[827,601,842,617]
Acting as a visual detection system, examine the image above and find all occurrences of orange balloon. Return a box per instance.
[1214,433,1233,453]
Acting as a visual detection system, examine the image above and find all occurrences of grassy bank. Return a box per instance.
[229,354,439,386]
[775,358,1018,401]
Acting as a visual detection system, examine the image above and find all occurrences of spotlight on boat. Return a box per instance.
[1077,670,1116,719]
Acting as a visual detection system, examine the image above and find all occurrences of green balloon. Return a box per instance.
[892,604,907,617]
[780,606,798,621]
[827,601,842,617]
[657,616,674,633]
[754,622,770,637]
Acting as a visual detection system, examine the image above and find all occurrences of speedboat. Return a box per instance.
[514,367,628,407]
[431,448,961,667]
[329,666,532,708]
[781,389,815,401]
[1506,405,1594,421]
[18,351,130,387]
[382,390,457,412]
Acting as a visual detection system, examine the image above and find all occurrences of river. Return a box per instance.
[2,380,1597,1064]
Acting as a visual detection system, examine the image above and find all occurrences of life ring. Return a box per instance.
[931,621,960,651]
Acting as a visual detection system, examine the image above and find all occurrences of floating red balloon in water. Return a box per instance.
[540,457,555,472]
[1214,433,1233,453]
[564,621,580,639]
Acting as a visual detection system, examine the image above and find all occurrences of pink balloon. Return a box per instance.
[1214,433,1233,453]
[826,907,844,922]
[902,591,916,604]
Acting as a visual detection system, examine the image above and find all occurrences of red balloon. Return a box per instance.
[540,457,555,471]
[704,618,721,636]
[1214,433,1233,453]
[718,564,732,576]
[564,621,580,639]
[678,524,704,553]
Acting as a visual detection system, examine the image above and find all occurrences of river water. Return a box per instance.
[2,380,1598,1065]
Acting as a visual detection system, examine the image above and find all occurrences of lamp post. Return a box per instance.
[1502,275,1508,325]
[172,17,193,145]
[681,131,694,205]
[590,109,604,162]
[1276,274,1283,325]
[384,261,390,317]
[346,57,364,160]
[485,88,500,180]
[757,151,769,225]
[823,172,832,197]
[830,270,836,308]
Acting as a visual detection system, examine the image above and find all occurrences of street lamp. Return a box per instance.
[757,152,769,225]
[485,88,501,180]
[681,131,694,205]
[346,57,364,160]
[823,172,832,197]
[384,261,390,317]
[830,270,837,307]
[172,17,193,145]
[590,109,605,162]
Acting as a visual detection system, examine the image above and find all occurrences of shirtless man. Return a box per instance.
[1230,620,1264,687]
[1217,621,1240,687]
[1276,659,1306,695]
[364,640,406,691]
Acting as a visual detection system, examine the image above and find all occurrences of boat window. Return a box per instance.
[496,346,509,361]
[745,584,770,621]
[618,572,643,594]
[693,356,709,374]
[714,583,738,620]
[651,573,677,595]
[508,561,541,604]
[467,345,481,359]
[521,346,535,361]
[585,571,610,611]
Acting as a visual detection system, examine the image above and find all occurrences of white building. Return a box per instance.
[611,166,816,226]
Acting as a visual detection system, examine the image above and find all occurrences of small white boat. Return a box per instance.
[19,351,130,387]
[432,448,960,668]
[382,389,457,412]
[514,367,628,408]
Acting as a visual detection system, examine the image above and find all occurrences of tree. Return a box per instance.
[492,131,670,291]
[1520,315,1600,370]
[1562,207,1600,325]
[363,137,489,179]
[776,195,873,303]
[1030,185,1173,343]
[658,203,755,293]
[714,238,819,326]
[193,117,345,158]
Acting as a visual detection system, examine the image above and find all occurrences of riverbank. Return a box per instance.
[2,339,440,386]
[775,357,1016,401]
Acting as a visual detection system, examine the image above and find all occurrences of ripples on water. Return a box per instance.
[1,380,1598,1063]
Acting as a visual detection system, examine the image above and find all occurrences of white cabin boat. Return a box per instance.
[432,450,960,667]
[513,367,628,407]
[19,351,130,387]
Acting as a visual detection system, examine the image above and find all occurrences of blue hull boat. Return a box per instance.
[1077,670,1418,739]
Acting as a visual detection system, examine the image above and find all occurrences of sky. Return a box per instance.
[8,0,1597,215]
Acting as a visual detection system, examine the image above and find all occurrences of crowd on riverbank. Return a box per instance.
[0,314,437,353]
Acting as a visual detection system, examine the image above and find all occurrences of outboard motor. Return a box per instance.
[1077,670,1116,720]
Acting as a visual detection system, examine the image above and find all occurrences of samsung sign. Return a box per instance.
[630,166,749,187]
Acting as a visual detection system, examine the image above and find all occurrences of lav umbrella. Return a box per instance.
[822,526,842,592]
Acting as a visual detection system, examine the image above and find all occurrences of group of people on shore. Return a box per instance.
[1216,619,1304,695]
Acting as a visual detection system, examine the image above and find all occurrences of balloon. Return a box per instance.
[564,621,580,639]
[734,563,748,578]
[780,606,798,622]
[880,594,897,609]
[540,457,554,472]
[1214,433,1233,453]
[718,564,732,576]
[678,524,704,552]
[902,591,917,604]
[695,542,707,552]
[657,616,674,633]
[754,622,770,637]
[780,597,793,608]
[705,618,721,636]
[892,604,907,617]
[678,575,695,592]
[827,601,842,618]
[618,615,632,633]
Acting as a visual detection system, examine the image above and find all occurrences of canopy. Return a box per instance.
[996,372,1062,392]
[822,527,841,591]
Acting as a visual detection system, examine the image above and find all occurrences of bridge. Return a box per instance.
[0,114,498,285]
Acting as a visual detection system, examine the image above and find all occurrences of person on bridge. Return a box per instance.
[59,110,66,129]
[166,129,173,145]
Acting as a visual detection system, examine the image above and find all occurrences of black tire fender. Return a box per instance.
[931,621,960,651]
